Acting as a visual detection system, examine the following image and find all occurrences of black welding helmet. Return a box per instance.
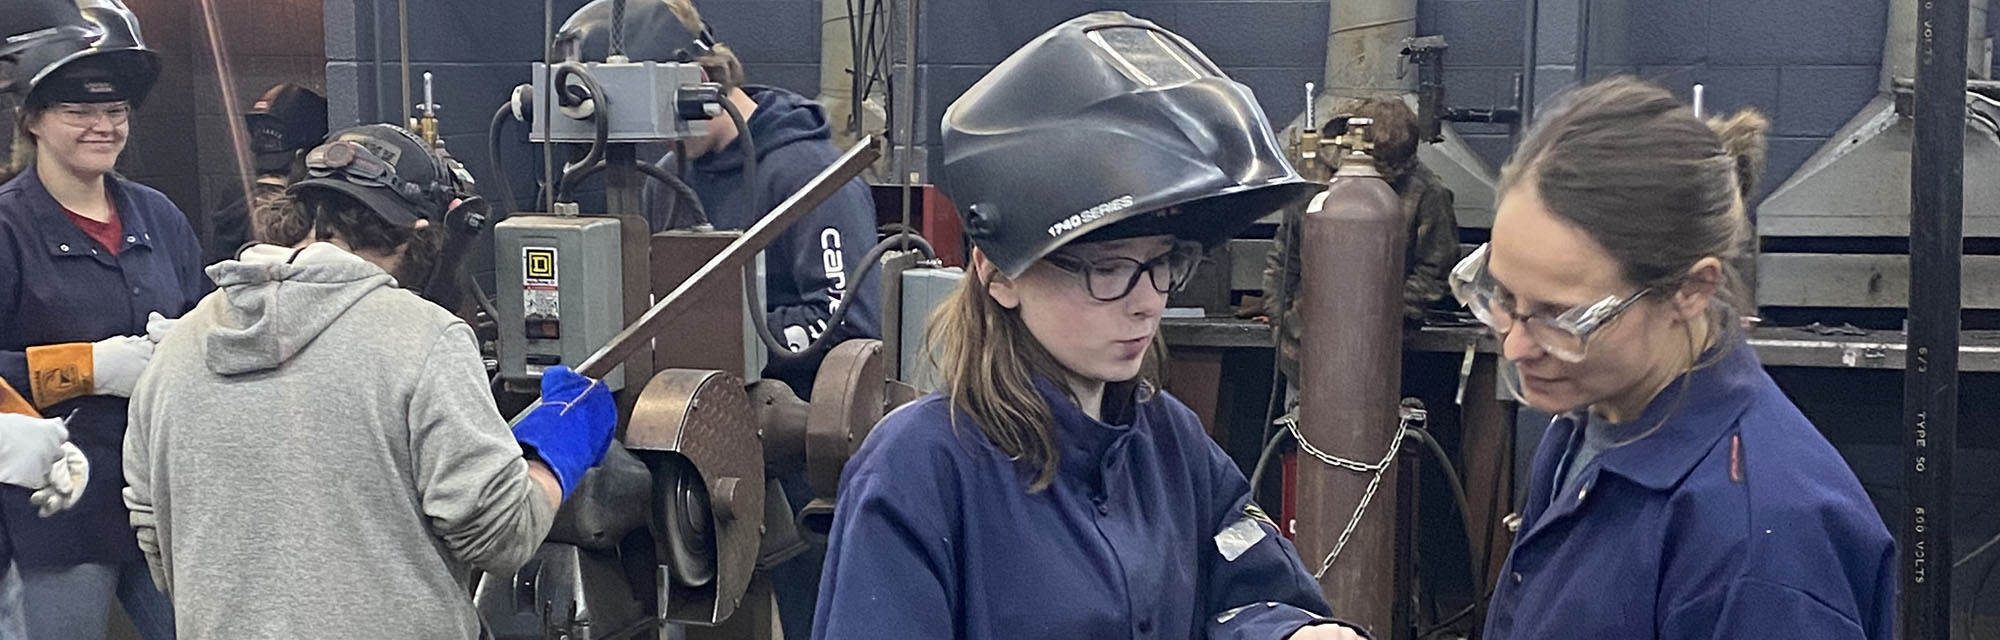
[941,11,1317,279]
[290,123,472,228]
[22,0,160,108]
[0,0,92,99]
[549,0,717,64]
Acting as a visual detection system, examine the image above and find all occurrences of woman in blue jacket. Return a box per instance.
[812,12,1364,640]
[1457,77,1895,639]
[0,3,195,639]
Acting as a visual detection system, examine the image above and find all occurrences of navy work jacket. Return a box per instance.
[1484,338,1895,639]
[814,377,1355,640]
[0,165,206,568]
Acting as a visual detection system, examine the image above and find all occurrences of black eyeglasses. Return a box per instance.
[1042,241,1203,302]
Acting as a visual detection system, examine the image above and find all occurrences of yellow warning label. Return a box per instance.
[524,247,557,281]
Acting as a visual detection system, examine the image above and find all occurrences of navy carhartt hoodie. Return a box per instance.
[643,85,881,399]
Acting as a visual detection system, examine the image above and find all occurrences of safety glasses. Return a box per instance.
[1043,240,1204,302]
[305,140,435,207]
[51,102,131,127]
[1449,243,1652,362]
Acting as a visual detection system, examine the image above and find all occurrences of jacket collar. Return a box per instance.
[7,163,156,256]
[1589,336,1763,491]
[1032,375,1147,483]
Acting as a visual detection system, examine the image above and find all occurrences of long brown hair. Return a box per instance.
[1498,76,1767,330]
[924,259,1165,492]
[1,106,39,184]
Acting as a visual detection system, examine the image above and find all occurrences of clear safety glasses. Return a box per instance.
[1449,243,1652,363]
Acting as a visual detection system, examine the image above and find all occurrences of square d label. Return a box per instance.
[524,247,557,281]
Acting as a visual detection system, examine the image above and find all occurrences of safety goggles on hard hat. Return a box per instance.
[1449,243,1653,363]
[1042,240,1203,302]
[305,139,436,208]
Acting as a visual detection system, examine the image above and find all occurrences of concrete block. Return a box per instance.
[1224,66,1323,126]
[1775,65,1877,138]
[1708,0,1883,66]
[1173,1,1327,69]
[1535,0,1578,64]
[702,1,823,65]
[1697,65,1781,122]
[1424,0,1524,66]
[1624,0,1706,65]
[1639,65,1698,100]
[920,0,1092,66]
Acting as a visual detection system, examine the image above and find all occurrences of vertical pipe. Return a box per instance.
[1520,0,1539,126]
[1322,0,1418,99]
[1904,0,1967,636]
[1573,0,1590,84]
[1296,139,1408,637]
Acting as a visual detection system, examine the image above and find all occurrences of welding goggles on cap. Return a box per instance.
[305,140,445,211]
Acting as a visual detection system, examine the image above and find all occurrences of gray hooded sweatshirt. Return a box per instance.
[124,243,553,639]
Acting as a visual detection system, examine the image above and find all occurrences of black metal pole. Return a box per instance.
[1905,0,1967,636]
[1520,0,1539,126]
[1573,0,1590,84]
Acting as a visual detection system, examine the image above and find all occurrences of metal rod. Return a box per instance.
[543,0,555,213]
[896,0,919,252]
[1520,0,1539,125]
[1904,0,1969,635]
[1692,83,1705,117]
[399,0,412,126]
[1573,0,1590,84]
[575,136,885,379]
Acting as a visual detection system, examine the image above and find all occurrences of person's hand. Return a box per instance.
[145,312,179,344]
[1288,623,1367,640]
[30,442,88,517]
[92,335,155,397]
[1234,298,1268,320]
[510,366,616,499]
[0,413,67,488]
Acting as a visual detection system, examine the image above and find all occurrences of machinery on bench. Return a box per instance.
[457,2,947,638]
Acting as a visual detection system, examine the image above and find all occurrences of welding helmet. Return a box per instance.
[940,11,1317,279]
[0,0,92,99]
[23,0,161,108]
[549,0,718,64]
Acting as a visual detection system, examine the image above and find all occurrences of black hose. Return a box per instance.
[746,232,934,362]
[718,96,759,220]
[1248,428,1293,505]
[632,159,710,228]
[1405,425,1484,608]
[553,159,710,230]
[488,102,522,216]
[553,61,609,202]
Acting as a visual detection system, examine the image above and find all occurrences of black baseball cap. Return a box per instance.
[246,83,328,174]
[290,123,461,227]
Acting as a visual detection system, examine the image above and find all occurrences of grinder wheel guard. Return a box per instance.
[625,368,763,626]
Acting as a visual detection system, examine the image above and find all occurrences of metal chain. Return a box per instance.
[1282,412,1413,579]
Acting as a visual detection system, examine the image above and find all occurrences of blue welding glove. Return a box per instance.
[511,366,617,499]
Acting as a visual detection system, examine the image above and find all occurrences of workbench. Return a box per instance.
[1161,316,2000,372]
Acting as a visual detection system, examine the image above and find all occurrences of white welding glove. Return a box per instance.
[145,311,179,344]
[30,443,88,517]
[92,335,155,398]
[0,413,68,488]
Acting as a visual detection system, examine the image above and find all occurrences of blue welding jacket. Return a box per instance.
[813,377,1357,640]
[1484,337,1896,639]
[0,164,208,569]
